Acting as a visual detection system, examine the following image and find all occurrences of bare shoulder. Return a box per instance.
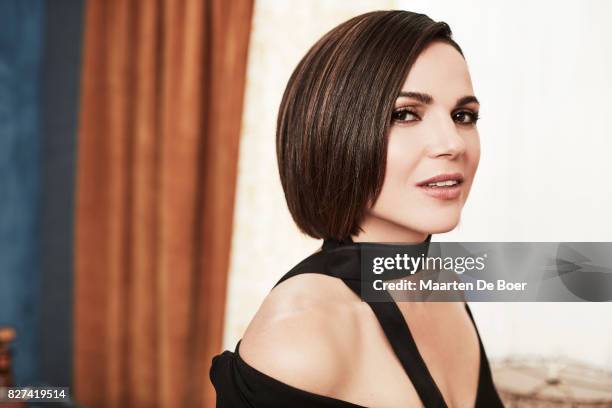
[238,273,363,395]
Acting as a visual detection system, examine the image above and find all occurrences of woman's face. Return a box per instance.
[358,41,480,242]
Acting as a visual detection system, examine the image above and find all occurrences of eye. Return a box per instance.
[453,110,480,125]
[391,107,420,124]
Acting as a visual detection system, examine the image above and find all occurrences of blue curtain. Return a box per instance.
[0,0,45,386]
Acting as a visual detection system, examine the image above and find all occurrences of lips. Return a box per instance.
[416,172,464,200]
[416,172,464,187]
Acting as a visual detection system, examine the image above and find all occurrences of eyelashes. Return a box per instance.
[391,107,480,126]
[453,110,480,125]
[391,107,420,123]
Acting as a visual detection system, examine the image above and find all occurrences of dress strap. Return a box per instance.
[272,238,448,407]
[464,303,504,407]
[341,278,448,408]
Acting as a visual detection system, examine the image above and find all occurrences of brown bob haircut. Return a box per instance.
[276,10,463,240]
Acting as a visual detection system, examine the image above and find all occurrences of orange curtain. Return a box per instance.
[73,1,253,407]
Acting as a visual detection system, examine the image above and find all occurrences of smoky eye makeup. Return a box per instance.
[391,105,480,126]
[391,105,422,124]
[391,106,421,123]
[452,109,480,125]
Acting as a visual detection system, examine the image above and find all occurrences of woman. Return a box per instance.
[210,10,504,408]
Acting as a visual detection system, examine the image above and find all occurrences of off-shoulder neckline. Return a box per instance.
[230,303,484,408]
[233,339,368,407]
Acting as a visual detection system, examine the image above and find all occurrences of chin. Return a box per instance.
[426,221,460,234]
[367,206,463,239]
[410,211,462,234]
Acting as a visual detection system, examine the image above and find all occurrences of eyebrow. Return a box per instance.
[397,91,480,108]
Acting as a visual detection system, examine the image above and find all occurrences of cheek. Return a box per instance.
[467,133,480,173]
[370,131,424,217]
[461,133,480,202]
[384,131,422,184]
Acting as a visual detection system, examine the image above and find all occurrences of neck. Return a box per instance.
[351,214,429,244]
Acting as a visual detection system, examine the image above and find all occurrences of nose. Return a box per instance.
[425,112,466,159]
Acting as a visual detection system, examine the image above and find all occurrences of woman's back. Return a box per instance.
[239,272,424,407]
[210,240,505,407]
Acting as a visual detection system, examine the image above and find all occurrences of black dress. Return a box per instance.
[210,238,505,407]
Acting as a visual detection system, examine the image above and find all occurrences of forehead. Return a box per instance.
[399,41,474,101]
